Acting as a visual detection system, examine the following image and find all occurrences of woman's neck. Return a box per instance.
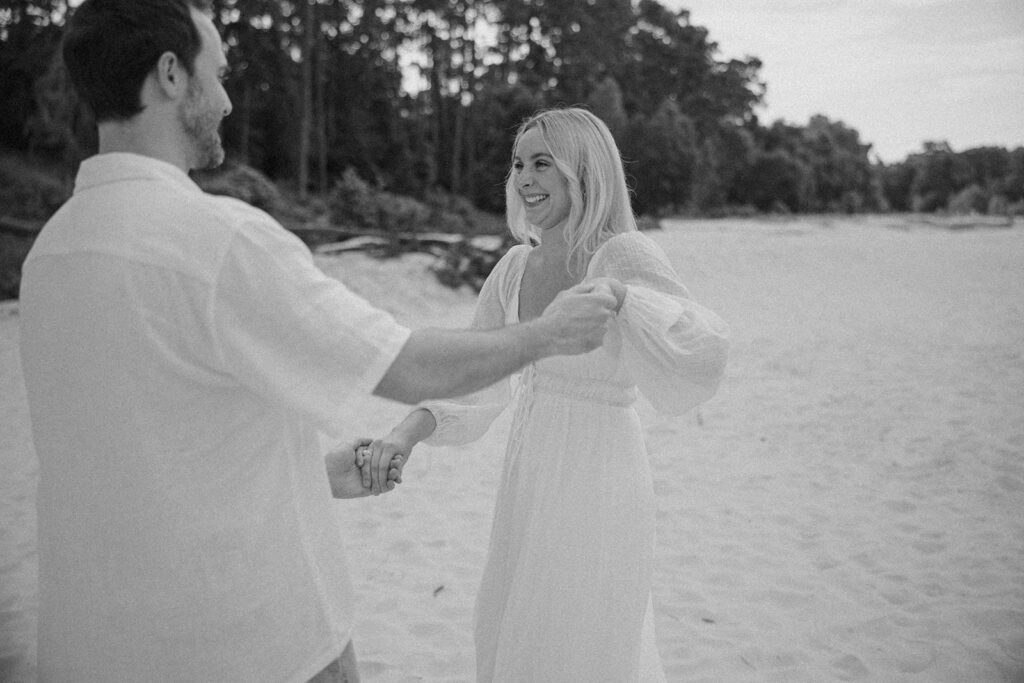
[536,222,571,264]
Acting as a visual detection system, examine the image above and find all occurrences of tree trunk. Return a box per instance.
[428,32,448,189]
[463,16,480,201]
[239,81,252,164]
[316,30,328,192]
[298,0,315,199]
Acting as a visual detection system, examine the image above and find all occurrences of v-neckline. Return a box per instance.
[514,244,598,324]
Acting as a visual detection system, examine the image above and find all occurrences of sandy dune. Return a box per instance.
[2,215,1023,682]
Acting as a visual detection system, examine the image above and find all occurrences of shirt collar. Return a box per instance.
[74,153,201,195]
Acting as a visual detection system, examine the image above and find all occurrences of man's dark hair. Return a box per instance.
[62,0,211,122]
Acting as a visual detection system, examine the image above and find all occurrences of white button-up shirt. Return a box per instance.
[19,153,411,682]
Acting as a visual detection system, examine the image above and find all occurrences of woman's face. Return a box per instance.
[512,127,571,232]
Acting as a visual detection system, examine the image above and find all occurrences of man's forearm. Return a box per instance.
[372,282,616,404]
[372,323,550,404]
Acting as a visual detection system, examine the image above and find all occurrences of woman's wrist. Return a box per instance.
[392,408,437,445]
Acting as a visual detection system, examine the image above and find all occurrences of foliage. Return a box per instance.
[0,232,33,301]
[622,100,699,215]
[880,142,1024,216]
[0,152,71,221]
[328,166,504,235]
[1,0,1021,251]
[735,149,811,213]
[0,152,72,301]
[948,184,988,215]
[194,162,284,213]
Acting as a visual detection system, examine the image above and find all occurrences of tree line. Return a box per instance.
[2,0,1022,225]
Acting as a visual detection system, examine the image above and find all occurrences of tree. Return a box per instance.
[736,149,811,212]
[622,99,698,215]
[908,141,973,212]
[585,75,627,137]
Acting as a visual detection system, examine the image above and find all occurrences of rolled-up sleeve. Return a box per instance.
[212,219,411,432]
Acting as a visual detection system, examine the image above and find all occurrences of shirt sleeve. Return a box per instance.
[419,246,527,446]
[211,217,411,435]
[589,231,729,415]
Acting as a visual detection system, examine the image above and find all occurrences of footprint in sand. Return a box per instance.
[831,653,870,680]
[910,538,947,555]
[884,499,916,514]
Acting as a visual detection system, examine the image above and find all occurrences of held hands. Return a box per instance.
[326,438,404,499]
[586,277,627,313]
[537,279,625,355]
[359,432,419,495]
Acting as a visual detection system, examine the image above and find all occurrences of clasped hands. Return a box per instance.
[325,437,411,498]
[326,276,626,498]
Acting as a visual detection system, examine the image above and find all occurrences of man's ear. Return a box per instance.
[153,51,187,100]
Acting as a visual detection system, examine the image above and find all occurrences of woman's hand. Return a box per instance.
[359,409,437,494]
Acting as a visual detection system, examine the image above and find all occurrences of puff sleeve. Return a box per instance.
[588,231,728,414]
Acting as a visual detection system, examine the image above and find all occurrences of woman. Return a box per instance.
[362,107,728,681]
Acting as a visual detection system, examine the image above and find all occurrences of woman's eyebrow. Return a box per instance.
[513,152,552,162]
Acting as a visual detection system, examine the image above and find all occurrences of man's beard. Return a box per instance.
[179,81,225,170]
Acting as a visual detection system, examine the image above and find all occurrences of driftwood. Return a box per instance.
[311,230,509,291]
[912,214,1015,230]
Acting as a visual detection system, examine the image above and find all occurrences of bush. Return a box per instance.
[329,167,379,230]
[430,234,517,292]
[988,194,1009,216]
[329,168,431,233]
[194,162,282,213]
[0,232,35,301]
[330,168,505,235]
[0,154,71,301]
[0,154,71,222]
[947,184,989,215]
[374,190,432,232]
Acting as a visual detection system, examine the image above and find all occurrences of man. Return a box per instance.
[17,1,617,681]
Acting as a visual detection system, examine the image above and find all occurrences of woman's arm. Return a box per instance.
[361,408,437,494]
[590,232,729,414]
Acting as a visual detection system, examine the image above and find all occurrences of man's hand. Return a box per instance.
[533,281,618,355]
[326,439,403,499]
[586,277,627,313]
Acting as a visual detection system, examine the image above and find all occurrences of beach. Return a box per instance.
[2,215,1023,682]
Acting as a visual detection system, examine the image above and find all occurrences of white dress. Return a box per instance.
[422,231,728,682]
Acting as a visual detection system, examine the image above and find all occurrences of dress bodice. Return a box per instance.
[421,231,729,447]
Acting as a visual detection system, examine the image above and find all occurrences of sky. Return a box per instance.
[666,0,1024,162]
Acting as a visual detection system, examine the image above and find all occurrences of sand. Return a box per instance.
[2,215,1022,682]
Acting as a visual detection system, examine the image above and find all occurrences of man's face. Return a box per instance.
[178,9,231,170]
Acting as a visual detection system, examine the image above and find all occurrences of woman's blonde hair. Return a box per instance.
[504,107,637,275]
